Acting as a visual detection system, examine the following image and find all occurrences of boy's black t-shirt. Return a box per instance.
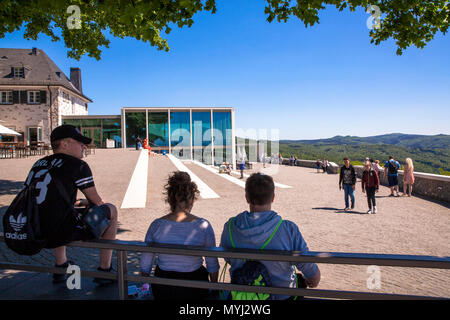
[24,153,95,246]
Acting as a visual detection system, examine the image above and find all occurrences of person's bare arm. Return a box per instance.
[79,186,104,206]
[305,269,321,288]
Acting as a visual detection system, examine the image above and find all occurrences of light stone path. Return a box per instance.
[0,149,449,298]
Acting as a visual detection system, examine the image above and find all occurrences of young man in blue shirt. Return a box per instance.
[220,173,321,300]
[384,156,401,197]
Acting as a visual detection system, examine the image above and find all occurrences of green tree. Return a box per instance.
[0,0,448,60]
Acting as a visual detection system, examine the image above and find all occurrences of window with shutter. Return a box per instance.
[0,91,13,104]
[40,91,46,104]
[28,91,40,104]
[12,91,19,104]
[20,91,27,104]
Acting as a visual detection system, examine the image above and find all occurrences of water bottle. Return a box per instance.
[137,283,152,299]
[128,283,152,299]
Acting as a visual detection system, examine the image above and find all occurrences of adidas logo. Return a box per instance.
[9,213,27,232]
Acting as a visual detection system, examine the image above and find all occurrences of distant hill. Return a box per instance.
[261,133,450,175]
[280,133,450,150]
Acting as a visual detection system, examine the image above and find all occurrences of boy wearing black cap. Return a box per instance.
[23,125,118,285]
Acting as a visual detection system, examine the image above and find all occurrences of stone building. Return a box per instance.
[0,47,92,145]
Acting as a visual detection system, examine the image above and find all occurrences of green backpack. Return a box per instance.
[220,218,283,300]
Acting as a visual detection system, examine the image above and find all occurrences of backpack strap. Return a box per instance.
[228,217,283,250]
[260,218,283,250]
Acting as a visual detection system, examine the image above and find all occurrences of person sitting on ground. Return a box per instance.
[361,160,380,214]
[22,125,118,284]
[220,173,321,300]
[403,157,415,197]
[225,162,232,175]
[140,171,219,300]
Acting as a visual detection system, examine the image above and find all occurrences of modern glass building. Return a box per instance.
[121,107,235,166]
[63,107,235,167]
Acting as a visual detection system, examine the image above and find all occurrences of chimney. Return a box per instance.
[70,67,82,93]
[31,47,37,55]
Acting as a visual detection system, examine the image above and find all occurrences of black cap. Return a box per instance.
[50,125,92,145]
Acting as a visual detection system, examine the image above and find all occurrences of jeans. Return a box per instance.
[366,187,376,209]
[343,184,355,208]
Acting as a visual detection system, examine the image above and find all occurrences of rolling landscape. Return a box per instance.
[255,133,450,175]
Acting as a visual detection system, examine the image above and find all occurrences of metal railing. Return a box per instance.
[0,235,449,300]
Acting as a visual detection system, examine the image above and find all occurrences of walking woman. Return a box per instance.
[140,171,219,300]
[361,160,380,214]
[403,158,415,197]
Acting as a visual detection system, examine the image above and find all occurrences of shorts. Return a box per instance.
[239,164,245,170]
[45,204,111,248]
[77,204,112,240]
[388,175,399,187]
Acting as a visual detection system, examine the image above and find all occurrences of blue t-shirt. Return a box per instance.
[140,217,220,274]
[220,210,319,300]
[385,160,400,176]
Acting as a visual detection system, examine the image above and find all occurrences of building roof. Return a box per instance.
[0,48,92,102]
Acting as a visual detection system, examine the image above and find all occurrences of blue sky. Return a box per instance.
[1,0,449,140]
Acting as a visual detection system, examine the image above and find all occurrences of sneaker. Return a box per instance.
[351,203,355,210]
[389,194,395,197]
[373,207,377,214]
[52,260,74,284]
[367,209,372,214]
[93,266,117,285]
[344,207,350,211]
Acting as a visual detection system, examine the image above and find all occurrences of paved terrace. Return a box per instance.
[0,148,449,299]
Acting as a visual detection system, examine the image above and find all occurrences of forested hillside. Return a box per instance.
[241,134,450,175]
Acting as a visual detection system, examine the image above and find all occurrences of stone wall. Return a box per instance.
[269,159,449,203]
[0,86,54,144]
[58,89,88,120]
[353,165,450,203]
[281,159,340,174]
[0,87,88,144]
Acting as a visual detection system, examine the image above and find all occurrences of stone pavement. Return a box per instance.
[0,149,449,299]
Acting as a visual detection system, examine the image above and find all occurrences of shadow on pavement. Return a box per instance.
[312,207,369,215]
[0,180,23,196]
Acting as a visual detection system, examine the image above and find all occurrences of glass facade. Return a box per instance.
[63,109,234,166]
[213,111,232,165]
[62,117,122,148]
[101,117,122,148]
[125,112,146,148]
[192,111,212,165]
[148,112,169,148]
[170,111,190,160]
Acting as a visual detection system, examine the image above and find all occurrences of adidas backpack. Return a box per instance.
[2,179,47,255]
